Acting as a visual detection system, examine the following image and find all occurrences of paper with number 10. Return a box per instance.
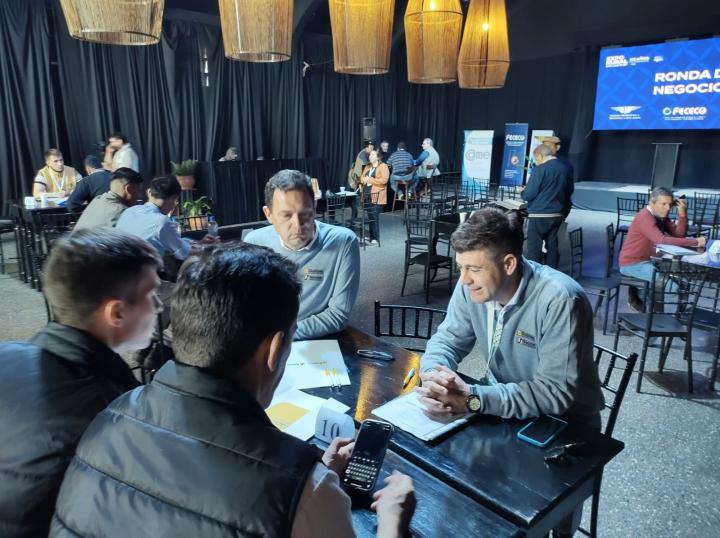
[276,340,351,393]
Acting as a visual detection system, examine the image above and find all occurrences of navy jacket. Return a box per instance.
[521,158,574,217]
[0,323,138,538]
[51,361,321,538]
[67,170,113,212]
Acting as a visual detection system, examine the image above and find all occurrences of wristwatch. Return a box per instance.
[465,394,481,413]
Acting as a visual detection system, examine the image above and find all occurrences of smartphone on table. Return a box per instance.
[516,415,568,448]
[342,419,393,492]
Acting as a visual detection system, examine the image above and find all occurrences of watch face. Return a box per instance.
[467,395,481,413]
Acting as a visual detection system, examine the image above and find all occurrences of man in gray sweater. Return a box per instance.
[418,208,603,428]
[245,170,360,340]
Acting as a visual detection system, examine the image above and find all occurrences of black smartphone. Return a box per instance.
[516,415,568,448]
[342,419,393,492]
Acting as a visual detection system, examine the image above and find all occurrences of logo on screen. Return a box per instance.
[662,106,708,120]
[610,106,641,115]
[605,55,628,68]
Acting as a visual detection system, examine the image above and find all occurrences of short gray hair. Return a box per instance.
[649,187,673,202]
[534,144,553,158]
[423,138,434,146]
[264,169,314,208]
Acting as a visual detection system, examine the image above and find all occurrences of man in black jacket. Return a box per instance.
[67,155,113,212]
[0,228,161,538]
[521,143,574,269]
[52,243,415,538]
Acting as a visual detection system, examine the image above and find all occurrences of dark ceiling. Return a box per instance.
[165,0,720,61]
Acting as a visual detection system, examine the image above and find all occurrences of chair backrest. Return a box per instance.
[616,197,637,228]
[498,185,519,200]
[406,201,434,222]
[647,258,708,327]
[604,223,615,277]
[635,192,649,211]
[693,192,720,226]
[593,344,638,436]
[374,301,447,352]
[37,211,80,253]
[568,227,583,279]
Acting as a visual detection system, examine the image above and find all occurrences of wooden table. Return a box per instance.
[307,327,624,537]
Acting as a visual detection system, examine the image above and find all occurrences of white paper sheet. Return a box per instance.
[276,340,350,393]
[656,244,700,257]
[266,389,350,441]
[372,392,471,441]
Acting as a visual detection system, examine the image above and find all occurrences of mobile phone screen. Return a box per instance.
[353,420,392,461]
[518,415,567,445]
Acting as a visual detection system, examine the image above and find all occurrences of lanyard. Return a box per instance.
[50,170,65,192]
[481,303,502,386]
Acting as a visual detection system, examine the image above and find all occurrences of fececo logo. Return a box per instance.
[505,135,525,141]
[662,106,707,116]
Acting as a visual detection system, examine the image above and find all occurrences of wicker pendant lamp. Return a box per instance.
[59,0,164,45]
[218,0,294,62]
[458,0,510,89]
[404,0,463,84]
[328,0,395,75]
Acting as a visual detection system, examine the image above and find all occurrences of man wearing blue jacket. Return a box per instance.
[520,143,574,269]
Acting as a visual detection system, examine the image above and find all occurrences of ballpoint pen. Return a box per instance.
[402,368,416,388]
[332,368,341,391]
[357,349,394,361]
[324,369,336,390]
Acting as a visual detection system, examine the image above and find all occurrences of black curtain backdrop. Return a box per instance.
[1,2,719,213]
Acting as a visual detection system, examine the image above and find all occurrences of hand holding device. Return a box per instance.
[372,471,416,538]
[517,415,568,448]
[321,436,355,477]
[341,420,392,492]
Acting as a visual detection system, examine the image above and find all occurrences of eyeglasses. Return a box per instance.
[544,442,587,465]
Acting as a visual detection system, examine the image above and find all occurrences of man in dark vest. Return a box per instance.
[0,228,161,538]
[51,243,415,538]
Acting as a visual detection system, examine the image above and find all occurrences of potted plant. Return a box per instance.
[172,159,198,191]
[182,196,213,231]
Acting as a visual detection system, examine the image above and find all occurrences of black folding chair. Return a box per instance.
[374,301,447,353]
[401,214,453,304]
[576,344,638,538]
[614,197,637,250]
[568,226,621,335]
[613,258,707,393]
[323,194,348,226]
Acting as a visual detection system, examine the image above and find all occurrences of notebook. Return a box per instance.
[372,392,472,441]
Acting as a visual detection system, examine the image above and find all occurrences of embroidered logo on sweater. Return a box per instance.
[303,268,324,281]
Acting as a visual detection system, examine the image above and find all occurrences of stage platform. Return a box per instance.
[572,181,720,212]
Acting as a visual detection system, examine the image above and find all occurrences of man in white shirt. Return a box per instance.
[51,242,416,537]
[104,132,140,172]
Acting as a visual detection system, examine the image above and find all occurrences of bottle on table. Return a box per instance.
[207,215,219,238]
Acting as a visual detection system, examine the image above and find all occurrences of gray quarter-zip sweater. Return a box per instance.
[421,258,604,426]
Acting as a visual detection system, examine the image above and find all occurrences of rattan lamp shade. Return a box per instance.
[59,0,164,45]
[404,0,463,84]
[328,0,395,75]
[218,0,293,62]
[458,0,510,89]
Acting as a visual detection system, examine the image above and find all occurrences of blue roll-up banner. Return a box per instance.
[500,123,529,186]
[461,130,494,188]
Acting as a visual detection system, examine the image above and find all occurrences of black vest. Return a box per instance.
[51,361,321,538]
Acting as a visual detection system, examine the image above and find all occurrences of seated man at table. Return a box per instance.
[51,243,415,538]
[245,170,360,340]
[32,148,82,198]
[116,175,193,265]
[417,208,603,426]
[72,167,144,232]
[67,155,113,212]
[619,186,706,311]
[0,228,161,537]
